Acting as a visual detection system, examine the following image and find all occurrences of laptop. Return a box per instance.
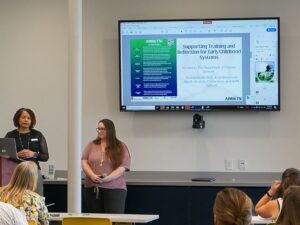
[0,138,24,161]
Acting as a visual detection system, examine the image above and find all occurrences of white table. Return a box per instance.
[251,216,273,224]
[49,212,159,224]
[49,213,270,225]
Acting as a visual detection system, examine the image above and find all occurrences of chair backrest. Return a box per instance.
[62,217,112,225]
[27,220,37,225]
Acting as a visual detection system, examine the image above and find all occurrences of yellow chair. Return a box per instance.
[62,217,112,225]
[27,220,37,225]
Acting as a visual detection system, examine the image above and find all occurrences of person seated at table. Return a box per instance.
[0,201,28,225]
[213,188,252,225]
[0,161,49,225]
[255,168,300,220]
[276,186,300,225]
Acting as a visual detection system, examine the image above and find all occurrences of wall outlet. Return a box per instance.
[238,159,246,170]
[225,159,233,170]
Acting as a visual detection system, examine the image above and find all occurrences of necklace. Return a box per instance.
[18,131,30,149]
[99,147,106,167]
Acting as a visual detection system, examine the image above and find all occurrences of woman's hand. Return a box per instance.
[100,173,113,183]
[269,180,281,196]
[82,160,103,184]
[17,149,35,158]
[89,173,101,184]
[100,167,126,183]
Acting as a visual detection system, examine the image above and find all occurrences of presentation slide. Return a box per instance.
[130,38,177,97]
[176,37,243,102]
[129,35,245,103]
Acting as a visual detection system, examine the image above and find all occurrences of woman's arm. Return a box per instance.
[101,166,126,183]
[101,143,130,182]
[38,134,49,161]
[255,180,281,219]
[37,196,49,225]
[82,160,101,183]
[255,198,278,219]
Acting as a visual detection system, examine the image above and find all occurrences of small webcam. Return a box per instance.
[192,113,205,129]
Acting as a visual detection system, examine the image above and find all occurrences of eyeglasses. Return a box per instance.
[96,127,106,132]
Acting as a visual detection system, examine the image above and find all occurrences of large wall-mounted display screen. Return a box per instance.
[119,18,280,111]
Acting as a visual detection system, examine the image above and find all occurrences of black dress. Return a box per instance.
[5,129,49,196]
[5,129,49,169]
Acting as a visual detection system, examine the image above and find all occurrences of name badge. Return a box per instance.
[31,138,38,141]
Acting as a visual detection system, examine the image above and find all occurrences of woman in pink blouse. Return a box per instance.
[82,119,131,213]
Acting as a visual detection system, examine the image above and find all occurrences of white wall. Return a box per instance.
[0,0,68,169]
[1,0,300,172]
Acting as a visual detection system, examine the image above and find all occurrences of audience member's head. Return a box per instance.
[276,186,300,225]
[0,161,38,202]
[213,188,252,225]
[0,202,28,225]
[278,168,300,197]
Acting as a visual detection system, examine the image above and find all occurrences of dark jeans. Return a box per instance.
[84,187,127,213]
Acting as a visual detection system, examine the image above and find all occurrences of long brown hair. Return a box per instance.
[93,119,122,169]
[277,168,300,197]
[213,188,252,225]
[0,161,38,203]
[276,186,300,225]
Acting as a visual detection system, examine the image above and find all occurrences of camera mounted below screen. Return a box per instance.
[192,114,205,129]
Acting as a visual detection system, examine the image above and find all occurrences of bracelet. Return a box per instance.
[266,192,272,198]
[33,152,39,159]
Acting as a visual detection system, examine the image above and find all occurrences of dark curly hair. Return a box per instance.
[13,108,36,129]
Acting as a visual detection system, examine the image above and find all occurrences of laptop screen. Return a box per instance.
[0,138,22,161]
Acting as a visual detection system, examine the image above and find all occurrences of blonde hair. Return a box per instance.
[213,188,252,225]
[0,161,38,203]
